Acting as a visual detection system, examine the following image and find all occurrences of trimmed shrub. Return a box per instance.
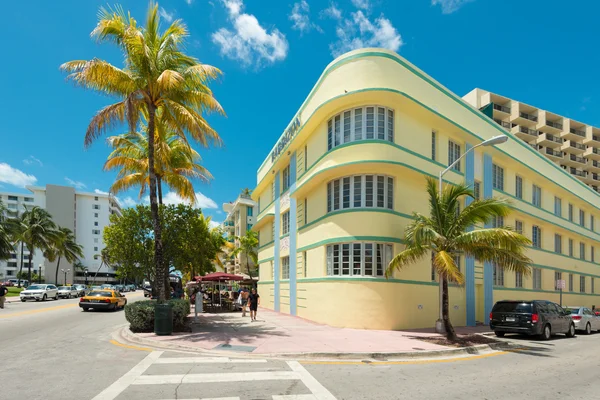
[125,299,191,333]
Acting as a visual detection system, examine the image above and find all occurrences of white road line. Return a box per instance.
[159,398,240,400]
[154,357,268,364]
[273,395,318,400]
[286,361,337,400]
[133,371,300,384]
[91,351,164,400]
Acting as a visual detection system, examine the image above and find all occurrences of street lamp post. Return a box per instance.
[61,268,71,285]
[435,134,508,334]
[38,264,43,284]
[84,269,88,286]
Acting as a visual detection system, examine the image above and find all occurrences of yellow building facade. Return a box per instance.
[251,48,600,330]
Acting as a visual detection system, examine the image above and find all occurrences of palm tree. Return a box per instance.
[61,3,224,301]
[12,207,58,285]
[386,178,532,340]
[45,227,84,285]
[104,122,212,205]
[232,230,259,282]
[240,188,252,198]
[0,199,13,260]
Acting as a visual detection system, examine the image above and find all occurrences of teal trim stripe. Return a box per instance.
[495,286,600,297]
[280,233,290,239]
[258,240,274,250]
[297,236,403,253]
[300,208,414,231]
[258,257,274,264]
[527,245,600,268]
[257,199,275,219]
[530,263,600,279]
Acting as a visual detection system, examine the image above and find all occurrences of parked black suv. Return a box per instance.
[490,300,576,340]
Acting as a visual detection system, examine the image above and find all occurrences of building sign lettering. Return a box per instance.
[271,116,301,162]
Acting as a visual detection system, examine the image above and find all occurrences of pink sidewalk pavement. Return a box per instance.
[135,307,491,355]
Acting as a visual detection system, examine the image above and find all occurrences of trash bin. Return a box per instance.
[154,302,173,336]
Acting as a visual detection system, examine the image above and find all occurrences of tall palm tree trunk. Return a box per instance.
[157,174,171,299]
[54,256,62,285]
[246,253,254,284]
[27,250,33,284]
[441,275,457,340]
[147,104,167,302]
[157,176,163,205]
[17,242,24,287]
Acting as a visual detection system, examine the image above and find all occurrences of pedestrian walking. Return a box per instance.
[248,288,260,322]
[0,283,8,309]
[241,288,249,317]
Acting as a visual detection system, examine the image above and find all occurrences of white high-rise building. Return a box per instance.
[0,185,122,284]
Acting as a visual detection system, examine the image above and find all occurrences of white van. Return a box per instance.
[7,279,28,287]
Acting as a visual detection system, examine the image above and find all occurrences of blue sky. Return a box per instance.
[1,0,599,226]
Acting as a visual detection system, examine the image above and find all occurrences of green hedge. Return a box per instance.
[125,299,190,333]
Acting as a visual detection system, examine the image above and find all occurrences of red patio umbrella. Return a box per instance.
[195,272,244,282]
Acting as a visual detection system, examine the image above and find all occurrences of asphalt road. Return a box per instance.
[3,295,600,400]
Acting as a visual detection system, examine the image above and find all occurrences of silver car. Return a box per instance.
[567,306,600,334]
[57,286,79,299]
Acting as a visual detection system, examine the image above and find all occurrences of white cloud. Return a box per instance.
[0,163,37,188]
[329,10,402,57]
[64,177,86,189]
[159,7,174,22]
[289,1,321,34]
[431,0,474,14]
[117,196,138,208]
[321,2,342,20]
[143,191,218,209]
[209,220,221,229]
[212,0,288,68]
[351,0,370,10]
[22,155,43,167]
[94,189,109,195]
[185,0,193,4]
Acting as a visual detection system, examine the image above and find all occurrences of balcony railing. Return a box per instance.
[570,128,586,137]
[592,174,600,182]
[224,221,234,227]
[591,147,600,155]
[528,143,539,150]
[569,154,587,164]
[546,120,563,130]
[545,148,562,157]
[593,135,600,142]
[518,126,537,136]
[493,104,511,113]
[591,160,600,168]
[570,168,586,178]
[546,134,562,143]
[519,112,538,122]
[569,142,587,150]
[494,119,512,129]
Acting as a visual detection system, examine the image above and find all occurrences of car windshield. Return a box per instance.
[58,286,69,290]
[492,302,532,313]
[88,291,112,297]
[569,308,581,314]
[27,285,44,291]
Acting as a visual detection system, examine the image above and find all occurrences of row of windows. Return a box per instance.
[495,268,596,294]
[326,242,393,277]
[4,196,34,202]
[327,106,394,150]
[327,175,394,212]
[492,163,597,231]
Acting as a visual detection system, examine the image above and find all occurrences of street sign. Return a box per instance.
[557,279,566,290]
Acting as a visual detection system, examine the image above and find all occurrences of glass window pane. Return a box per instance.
[365,176,374,207]
[377,176,385,208]
[342,244,350,275]
[377,108,386,140]
[327,246,333,275]
[343,111,351,144]
[333,179,340,211]
[354,108,363,140]
[342,177,351,209]
[353,243,362,275]
[327,182,332,212]
[376,244,384,276]
[387,110,394,142]
[387,177,394,210]
[364,243,373,275]
[353,176,362,208]
[334,115,341,146]
[328,120,333,150]
[333,244,340,275]
[366,107,374,139]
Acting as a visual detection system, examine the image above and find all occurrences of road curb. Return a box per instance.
[116,327,514,361]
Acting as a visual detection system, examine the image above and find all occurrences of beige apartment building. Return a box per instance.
[464,89,600,193]
[221,193,257,276]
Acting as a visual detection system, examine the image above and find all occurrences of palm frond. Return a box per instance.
[434,250,464,285]
[385,245,429,278]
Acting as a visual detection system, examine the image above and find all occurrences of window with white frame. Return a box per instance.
[515,176,523,199]
[554,234,562,254]
[493,264,504,286]
[515,271,523,288]
[327,175,393,212]
[326,242,392,277]
[568,203,574,221]
[281,256,290,279]
[569,274,574,291]
[591,215,595,231]
[282,211,290,236]
[473,181,481,200]
[580,242,585,260]
[569,239,574,257]
[532,225,542,248]
[554,197,562,217]
[554,271,562,290]
[492,164,504,190]
[515,220,523,234]
[282,165,291,193]
[327,106,394,150]
[579,209,585,227]
[448,140,461,172]
[532,185,541,207]
[491,216,504,228]
[533,268,542,290]
[580,276,586,293]
[431,131,437,161]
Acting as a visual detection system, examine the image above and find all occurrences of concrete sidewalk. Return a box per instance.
[133,308,493,356]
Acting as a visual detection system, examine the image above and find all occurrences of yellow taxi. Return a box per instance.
[79,289,127,312]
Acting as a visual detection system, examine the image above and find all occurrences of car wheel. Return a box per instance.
[494,331,505,337]
[541,324,552,340]
[566,323,576,338]
[82,307,89,312]
[21,298,26,302]
[42,294,47,302]
[54,294,58,300]
[585,323,592,335]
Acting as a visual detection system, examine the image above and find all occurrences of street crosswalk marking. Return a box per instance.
[95,351,337,400]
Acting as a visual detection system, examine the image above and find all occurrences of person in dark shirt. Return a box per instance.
[247,288,260,322]
[0,284,8,309]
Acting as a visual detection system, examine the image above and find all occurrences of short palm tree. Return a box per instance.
[232,230,259,282]
[13,207,59,285]
[386,178,532,340]
[45,227,84,285]
[104,120,212,204]
[61,3,224,301]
